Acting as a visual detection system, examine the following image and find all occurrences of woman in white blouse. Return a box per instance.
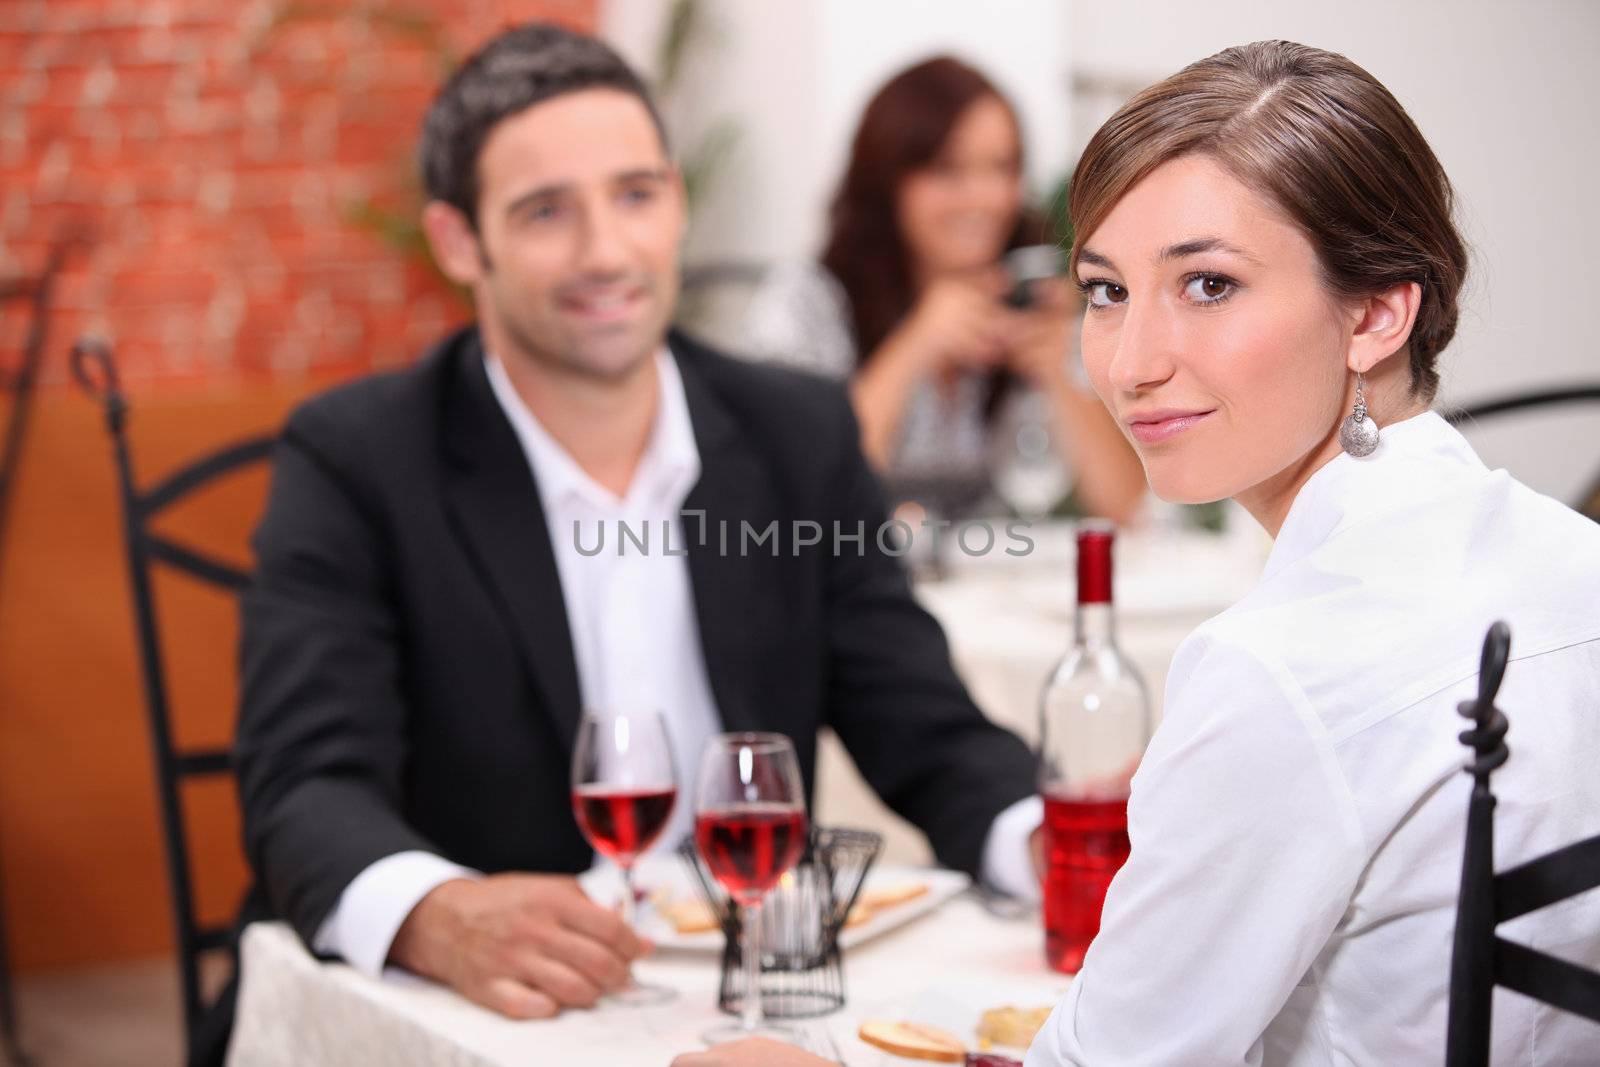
[678,39,1600,1067]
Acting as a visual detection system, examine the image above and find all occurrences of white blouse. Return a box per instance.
[1027,412,1600,1066]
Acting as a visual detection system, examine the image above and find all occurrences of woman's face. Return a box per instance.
[1075,154,1355,514]
[897,94,1023,277]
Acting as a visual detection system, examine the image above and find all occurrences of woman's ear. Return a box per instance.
[1346,281,1422,374]
[421,200,486,287]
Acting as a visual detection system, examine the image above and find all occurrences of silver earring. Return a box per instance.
[1339,372,1379,457]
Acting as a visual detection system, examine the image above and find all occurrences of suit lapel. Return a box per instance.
[438,334,583,754]
[675,338,781,737]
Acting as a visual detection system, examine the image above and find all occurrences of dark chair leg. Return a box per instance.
[0,890,33,1067]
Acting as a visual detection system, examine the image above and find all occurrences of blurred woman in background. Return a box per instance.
[741,56,1145,524]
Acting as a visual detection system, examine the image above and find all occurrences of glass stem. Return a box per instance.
[618,862,636,928]
[741,899,763,1032]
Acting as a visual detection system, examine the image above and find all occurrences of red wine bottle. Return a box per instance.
[1037,523,1151,974]
[694,804,807,904]
[572,784,677,866]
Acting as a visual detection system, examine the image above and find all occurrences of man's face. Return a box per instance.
[453,89,686,381]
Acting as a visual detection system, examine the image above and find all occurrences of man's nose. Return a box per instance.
[575,199,630,276]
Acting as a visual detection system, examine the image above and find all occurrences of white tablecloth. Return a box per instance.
[227,895,1067,1066]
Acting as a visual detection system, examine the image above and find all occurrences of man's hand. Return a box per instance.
[670,1037,837,1067]
[388,873,648,1019]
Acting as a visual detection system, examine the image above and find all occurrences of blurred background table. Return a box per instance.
[816,516,1269,864]
[227,895,1064,1066]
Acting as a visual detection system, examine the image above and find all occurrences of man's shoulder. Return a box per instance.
[283,329,466,450]
[670,329,855,444]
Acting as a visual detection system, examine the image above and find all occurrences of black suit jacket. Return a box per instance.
[234,326,1037,949]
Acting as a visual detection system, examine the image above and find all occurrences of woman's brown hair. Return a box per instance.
[822,56,1045,361]
[1069,40,1467,401]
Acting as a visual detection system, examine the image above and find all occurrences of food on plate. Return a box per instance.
[858,1020,967,1063]
[659,897,718,934]
[975,1004,1052,1049]
[844,882,930,927]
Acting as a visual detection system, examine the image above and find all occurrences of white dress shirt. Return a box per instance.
[317,346,1040,976]
[1028,412,1600,1066]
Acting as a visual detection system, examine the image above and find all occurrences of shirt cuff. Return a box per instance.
[312,850,481,977]
[979,795,1044,902]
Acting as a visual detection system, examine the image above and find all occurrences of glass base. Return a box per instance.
[700,1020,796,1046]
[600,978,678,1007]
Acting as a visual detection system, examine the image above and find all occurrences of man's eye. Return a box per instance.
[519,203,561,224]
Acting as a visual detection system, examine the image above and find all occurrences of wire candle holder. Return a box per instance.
[679,825,883,1018]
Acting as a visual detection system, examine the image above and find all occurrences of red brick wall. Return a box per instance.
[0,0,598,971]
[2,0,597,386]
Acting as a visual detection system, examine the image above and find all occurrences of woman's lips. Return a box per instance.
[1126,409,1215,444]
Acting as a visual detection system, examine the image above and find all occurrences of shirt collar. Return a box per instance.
[483,345,702,515]
[1261,410,1487,582]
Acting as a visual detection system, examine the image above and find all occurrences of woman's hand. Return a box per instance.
[1002,277,1075,390]
[669,1037,838,1067]
[898,271,1015,373]
[852,268,1014,469]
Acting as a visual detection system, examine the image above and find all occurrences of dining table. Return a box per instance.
[225,890,1068,1066]
[225,514,1268,1065]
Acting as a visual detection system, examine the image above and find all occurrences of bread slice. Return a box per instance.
[975,1005,1052,1049]
[658,898,718,934]
[857,1020,966,1063]
[857,883,930,910]
[845,882,932,927]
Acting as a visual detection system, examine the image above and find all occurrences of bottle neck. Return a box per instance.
[1074,601,1117,648]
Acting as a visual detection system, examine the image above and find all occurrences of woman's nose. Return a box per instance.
[1106,300,1177,394]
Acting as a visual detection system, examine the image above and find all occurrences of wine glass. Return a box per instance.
[571,709,679,1005]
[993,388,1071,525]
[694,732,808,1044]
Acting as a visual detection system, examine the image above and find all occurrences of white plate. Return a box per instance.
[580,856,971,954]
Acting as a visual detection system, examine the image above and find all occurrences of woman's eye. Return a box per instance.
[1086,281,1128,308]
[1184,274,1234,303]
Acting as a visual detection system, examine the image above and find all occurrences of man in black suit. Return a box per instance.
[231,21,1039,1039]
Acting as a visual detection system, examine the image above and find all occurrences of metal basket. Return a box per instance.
[678,825,883,1018]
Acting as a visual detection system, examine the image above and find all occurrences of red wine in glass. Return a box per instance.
[571,710,679,1006]
[1041,792,1131,973]
[694,732,807,1045]
[573,784,677,866]
[694,803,807,905]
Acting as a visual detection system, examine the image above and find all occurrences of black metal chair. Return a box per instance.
[0,242,73,1067]
[70,337,274,1054]
[1445,621,1600,1064]
[1443,386,1600,520]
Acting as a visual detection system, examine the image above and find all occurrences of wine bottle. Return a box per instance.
[1037,522,1152,973]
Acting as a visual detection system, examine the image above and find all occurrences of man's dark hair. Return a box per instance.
[418,23,669,228]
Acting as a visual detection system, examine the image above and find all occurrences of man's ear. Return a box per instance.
[420,201,486,287]
[1346,281,1422,374]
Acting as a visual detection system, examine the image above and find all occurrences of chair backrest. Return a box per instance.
[0,241,67,579]
[1443,386,1600,519]
[1445,621,1600,1065]
[70,337,275,1047]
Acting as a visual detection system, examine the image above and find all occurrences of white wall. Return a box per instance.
[601,0,1071,265]
[1066,0,1600,501]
